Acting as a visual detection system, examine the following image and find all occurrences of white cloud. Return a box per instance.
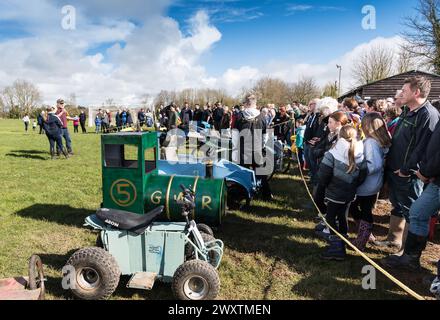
[218,36,406,96]
[0,1,411,106]
[285,4,346,16]
[286,4,314,13]
[0,1,221,106]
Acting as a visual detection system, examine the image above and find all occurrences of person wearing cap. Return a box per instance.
[235,94,273,200]
[56,99,75,155]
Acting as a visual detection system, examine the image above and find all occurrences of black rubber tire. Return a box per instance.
[65,247,120,300]
[197,224,214,237]
[28,255,45,300]
[200,233,219,267]
[226,182,248,210]
[172,260,220,300]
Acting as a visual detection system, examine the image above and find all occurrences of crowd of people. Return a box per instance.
[19,77,440,268]
[15,75,440,296]
[93,108,157,133]
[296,76,440,278]
[164,76,438,286]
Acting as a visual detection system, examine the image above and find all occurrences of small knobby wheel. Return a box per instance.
[172,260,220,300]
[64,247,120,300]
[28,255,45,300]
[185,232,215,262]
[196,223,214,237]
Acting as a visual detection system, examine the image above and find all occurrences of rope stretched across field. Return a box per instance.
[294,151,425,300]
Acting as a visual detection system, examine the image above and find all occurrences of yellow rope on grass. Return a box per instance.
[295,151,425,300]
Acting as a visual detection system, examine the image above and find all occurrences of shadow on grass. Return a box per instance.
[15,204,94,228]
[10,149,48,154]
[6,153,48,160]
[6,149,50,160]
[38,252,174,300]
[292,273,411,300]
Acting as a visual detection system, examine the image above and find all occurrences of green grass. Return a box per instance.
[0,119,435,300]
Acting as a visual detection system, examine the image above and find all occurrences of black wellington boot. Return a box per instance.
[381,231,427,270]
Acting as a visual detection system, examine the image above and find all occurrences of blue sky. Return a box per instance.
[0,0,421,105]
[168,0,417,76]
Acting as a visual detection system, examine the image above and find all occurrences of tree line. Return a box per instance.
[1,0,439,118]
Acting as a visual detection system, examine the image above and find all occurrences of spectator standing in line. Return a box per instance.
[44,106,68,159]
[56,99,74,155]
[37,111,45,134]
[375,77,440,253]
[79,110,87,134]
[73,116,79,133]
[22,114,30,132]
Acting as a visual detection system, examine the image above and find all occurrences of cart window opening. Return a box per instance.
[145,147,156,174]
[104,144,139,169]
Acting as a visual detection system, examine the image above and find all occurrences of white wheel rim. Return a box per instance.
[183,275,209,300]
[77,267,100,291]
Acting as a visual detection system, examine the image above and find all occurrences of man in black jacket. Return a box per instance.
[79,110,87,133]
[193,104,203,127]
[376,76,440,252]
[180,102,193,132]
[213,102,224,131]
[382,120,440,269]
[303,99,320,183]
[236,94,272,199]
[137,109,146,127]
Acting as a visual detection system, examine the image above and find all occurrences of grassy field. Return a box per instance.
[0,118,437,300]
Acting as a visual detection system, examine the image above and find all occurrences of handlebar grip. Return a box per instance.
[180,184,195,195]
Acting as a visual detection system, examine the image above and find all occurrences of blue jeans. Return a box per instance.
[306,144,319,185]
[61,128,72,152]
[303,143,311,170]
[409,183,440,237]
[386,169,424,222]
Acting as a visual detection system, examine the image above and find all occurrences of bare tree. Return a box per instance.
[322,81,339,98]
[140,93,151,108]
[251,77,290,106]
[352,45,394,85]
[1,80,41,117]
[401,0,440,73]
[2,86,15,113]
[289,77,320,104]
[396,49,417,73]
[105,98,115,108]
[0,96,5,117]
[68,93,77,108]
[13,80,41,115]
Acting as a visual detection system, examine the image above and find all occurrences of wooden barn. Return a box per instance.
[339,70,440,102]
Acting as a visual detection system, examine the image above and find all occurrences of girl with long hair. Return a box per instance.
[318,125,367,260]
[349,113,392,251]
